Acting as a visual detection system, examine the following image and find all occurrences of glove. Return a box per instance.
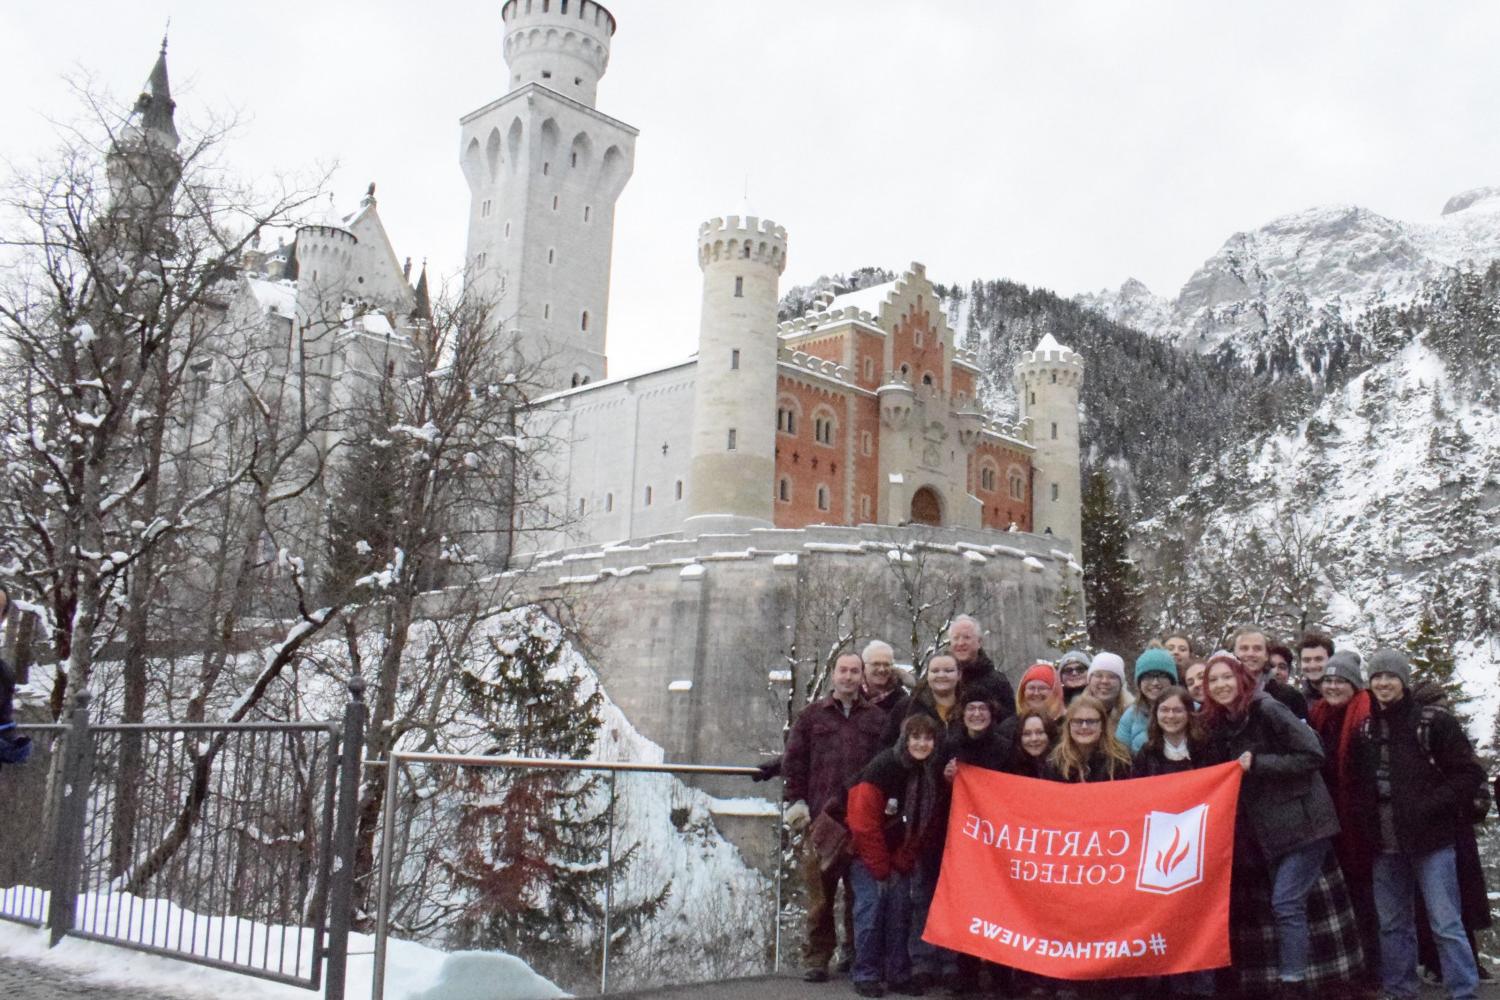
[752,759,781,783]
[785,800,811,832]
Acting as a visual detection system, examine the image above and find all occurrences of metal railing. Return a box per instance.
[0,681,366,997]
[370,751,787,999]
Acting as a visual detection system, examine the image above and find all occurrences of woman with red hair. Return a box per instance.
[1203,650,1341,997]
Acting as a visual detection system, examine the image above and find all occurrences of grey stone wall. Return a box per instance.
[455,524,1081,794]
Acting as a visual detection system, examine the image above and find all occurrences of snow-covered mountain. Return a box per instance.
[1077,186,1500,357]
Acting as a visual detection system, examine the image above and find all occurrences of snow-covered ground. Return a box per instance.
[0,896,563,999]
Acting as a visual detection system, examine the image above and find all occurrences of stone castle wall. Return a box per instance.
[439,523,1081,796]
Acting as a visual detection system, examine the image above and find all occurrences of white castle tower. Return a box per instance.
[686,216,789,532]
[1015,333,1085,558]
[459,0,637,391]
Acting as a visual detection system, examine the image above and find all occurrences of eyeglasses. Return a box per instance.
[1059,666,1087,677]
[1069,718,1102,729]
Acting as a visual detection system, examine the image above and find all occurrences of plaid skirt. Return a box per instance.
[1230,849,1365,992]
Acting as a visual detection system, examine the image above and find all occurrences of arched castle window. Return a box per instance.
[1051,483,1060,501]
[734,276,744,297]
[861,430,873,457]
[727,428,737,450]
[741,243,751,258]
[1008,465,1026,499]
[605,492,614,512]
[1051,422,1058,440]
[922,373,934,387]
[812,408,836,446]
[583,205,591,222]
[980,463,997,492]
[1051,371,1058,383]
[859,495,871,519]
[730,349,740,370]
[644,485,653,506]
[580,310,589,332]
[900,364,910,378]
[675,480,684,501]
[777,478,791,502]
[776,398,799,435]
[816,485,830,512]
[578,497,586,515]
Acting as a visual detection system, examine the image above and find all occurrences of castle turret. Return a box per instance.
[293,199,358,330]
[460,0,636,391]
[686,216,789,532]
[501,0,616,107]
[1015,333,1084,559]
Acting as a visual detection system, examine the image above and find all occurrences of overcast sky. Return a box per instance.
[4,1,1498,375]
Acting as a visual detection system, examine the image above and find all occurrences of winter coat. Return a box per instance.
[0,657,15,727]
[1131,738,1206,778]
[880,685,963,749]
[943,724,1010,772]
[1043,749,1132,783]
[954,649,1016,722]
[1263,675,1309,721]
[782,695,887,817]
[1116,703,1152,754]
[1207,691,1338,862]
[1350,694,1485,857]
[846,745,942,881]
[867,684,911,720]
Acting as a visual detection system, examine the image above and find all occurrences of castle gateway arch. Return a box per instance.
[910,486,943,526]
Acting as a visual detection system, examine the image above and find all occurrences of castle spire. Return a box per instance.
[410,261,431,324]
[129,32,179,149]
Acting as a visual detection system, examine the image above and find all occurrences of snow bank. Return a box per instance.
[0,892,561,1000]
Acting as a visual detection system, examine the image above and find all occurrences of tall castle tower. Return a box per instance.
[686,216,788,532]
[1015,333,1084,559]
[106,38,181,251]
[459,0,637,391]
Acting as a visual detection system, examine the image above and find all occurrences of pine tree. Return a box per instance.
[322,397,403,600]
[446,610,666,987]
[1405,607,1468,722]
[1046,580,1090,653]
[1081,470,1143,653]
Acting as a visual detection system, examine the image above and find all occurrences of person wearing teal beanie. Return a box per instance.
[1116,647,1180,754]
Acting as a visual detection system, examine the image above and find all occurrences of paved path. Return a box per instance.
[610,970,1500,999]
[0,953,196,999]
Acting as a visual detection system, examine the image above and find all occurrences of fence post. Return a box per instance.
[46,690,93,947]
[323,675,366,1000]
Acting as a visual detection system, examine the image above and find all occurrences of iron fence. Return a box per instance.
[0,680,365,997]
[370,752,787,999]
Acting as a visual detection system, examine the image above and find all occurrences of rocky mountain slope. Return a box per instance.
[1078,187,1500,365]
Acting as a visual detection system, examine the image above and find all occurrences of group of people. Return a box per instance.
[772,616,1491,1000]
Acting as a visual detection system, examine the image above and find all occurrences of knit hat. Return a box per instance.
[1323,650,1364,689]
[1088,651,1126,683]
[1134,648,1178,684]
[1206,649,1238,669]
[1057,650,1092,672]
[1366,648,1412,690]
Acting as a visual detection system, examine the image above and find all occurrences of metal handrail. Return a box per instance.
[371,750,785,1000]
[388,750,763,776]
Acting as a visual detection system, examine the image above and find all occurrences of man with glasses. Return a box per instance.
[861,640,909,719]
[947,615,1015,720]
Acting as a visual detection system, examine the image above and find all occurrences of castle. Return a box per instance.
[79,4,1091,775]
[448,0,1086,559]
[200,0,1086,562]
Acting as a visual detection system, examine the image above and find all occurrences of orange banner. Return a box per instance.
[922,762,1243,979]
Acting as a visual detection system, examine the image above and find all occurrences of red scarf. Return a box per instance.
[1308,690,1372,872]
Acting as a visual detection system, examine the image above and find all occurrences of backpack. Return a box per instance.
[1415,706,1492,824]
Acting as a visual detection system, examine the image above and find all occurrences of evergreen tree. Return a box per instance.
[1046,580,1090,653]
[322,394,403,600]
[1405,607,1468,722]
[1081,470,1143,653]
[445,610,666,987]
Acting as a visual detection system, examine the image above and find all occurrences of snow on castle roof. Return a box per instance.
[825,280,898,317]
[1034,332,1071,354]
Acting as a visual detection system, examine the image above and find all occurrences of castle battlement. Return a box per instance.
[697,216,788,273]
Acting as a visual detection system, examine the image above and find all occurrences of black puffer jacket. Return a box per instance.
[954,649,1016,720]
[1351,693,1485,856]
[1207,692,1338,861]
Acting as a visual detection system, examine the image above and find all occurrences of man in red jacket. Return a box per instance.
[783,652,888,982]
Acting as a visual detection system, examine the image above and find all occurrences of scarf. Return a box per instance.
[1308,690,1373,871]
